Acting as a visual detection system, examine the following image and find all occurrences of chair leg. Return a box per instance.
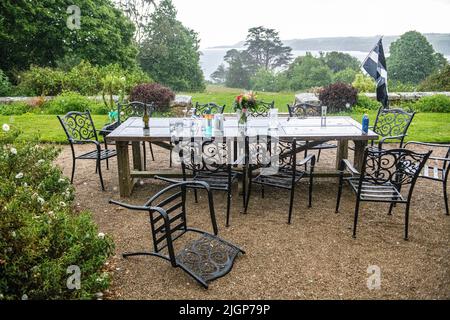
[317,149,321,163]
[226,189,232,227]
[335,174,343,213]
[288,186,295,224]
[97,158,105,191]
[169,142,173,168]
[71,158,76,184]
[308,174,314,208]
[104,140,109,170]
[388,202,395,215]
[261,185,265,199]
[142,142,147,171]
[149,142,155,161]
[244,179,252,214]
[404,203,411,241]
[352,199,361,238]
[194,189,198,203]
[444,180,449,216]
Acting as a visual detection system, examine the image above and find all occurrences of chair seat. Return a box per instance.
[77,149,117,160]
[252,169,305,189]
[348,178,405,202]
[193,171,238,190]
[175,233,241,283]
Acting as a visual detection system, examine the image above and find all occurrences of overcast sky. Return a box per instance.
[172,0,450,48]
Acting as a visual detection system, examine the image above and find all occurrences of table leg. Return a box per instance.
[117,141,133,197]
[336,140,349,170]
[132,141,143,171]
[353,140,368,172]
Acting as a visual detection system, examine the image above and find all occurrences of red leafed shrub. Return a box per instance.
[318,82,358,113]
[129,83,175,112]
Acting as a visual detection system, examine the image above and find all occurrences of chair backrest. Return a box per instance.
[57,111,98,144]
[176,137,232,175]
[194,102,225,116]
[372,107,415,145]
[250,100,275,117]
[360,147,431,192]
[288,103,321,118]
[118,101,155,124]
[143,181,218,264]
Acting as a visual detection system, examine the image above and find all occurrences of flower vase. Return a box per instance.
[237,109,248,132]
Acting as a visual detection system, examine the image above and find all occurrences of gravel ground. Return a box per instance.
[55,143,450,300]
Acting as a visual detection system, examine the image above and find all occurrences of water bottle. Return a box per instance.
[362,114,369,134]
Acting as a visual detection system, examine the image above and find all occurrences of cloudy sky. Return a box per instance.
[172,0,450,48]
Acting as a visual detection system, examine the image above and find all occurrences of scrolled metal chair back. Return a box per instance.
[118,101,155,124]
[249,100,275,117]
[288,103,321,119]
[248,136,296,172]
[194,102,225,116]
[176,137,232,174]
[57,111,97,143]
[361,148,431,188]
[373,107,415,143]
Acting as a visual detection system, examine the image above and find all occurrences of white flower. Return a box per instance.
[10,147,17,155]
[2,124,10,132]
[22,182,28,187]
[98,232,105,239]
[59,201,66,207]
[0,293,4,299]
[345,103,351,109]
[15,172,23,179]
[11,231,16,238]
[58,178,65,183]
[37,159,45,165]
[37,197,45,205]
[21,294,28,300]
[48,211,55,218]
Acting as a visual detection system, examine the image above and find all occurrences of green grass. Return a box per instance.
[1,85,449,143]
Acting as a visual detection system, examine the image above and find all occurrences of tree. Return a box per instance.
[139,0,205,91]
[418,65,450,91]
[223,50,252,89]
[250,68,279,92]
[244,26,292,70]
[388,31,446,84]
[319,51,360,73]
[210,64,227,84]
[113,0,157,44]
[288,53,333,90]
[0,0,138,80]
[333,68,357,84]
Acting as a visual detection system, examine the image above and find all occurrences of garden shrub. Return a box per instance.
[332,68,357,84]
[0,70,11,96]
[355,94,381,110]
[318,82,358,113]
[17,66,65,96]
[44,92,106,115]
[129,83,175,112]
[413,94,450,113]
[0,125,114,299]
[352,73,376,93]
[64,61,102,96]
[0,102,32,116]
[418,65,450,92]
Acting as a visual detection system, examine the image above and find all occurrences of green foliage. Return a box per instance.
[210,64,227,84]
[289,53,333,90]
[44,92,107,115]
[333,68,357,84]
[250,69,281,92]
[319,51,360,73]
[139,0,205,91]
[0,70,11,96]
[63,61,102,96]
[0,0,137,79]
[388,31,447,84]
[418,65,450,92]
[388,80,417,92]
[16,66,65,96]
[318,82,358,112]
[244,26,293,70]
[413,94,450,113]
[0,102,32,116]
[0,127,114,299]
[352,73,376,93]
[355,94,381,111]
[223,50,253,89]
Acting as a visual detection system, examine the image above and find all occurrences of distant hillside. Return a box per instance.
[211,34,450,55]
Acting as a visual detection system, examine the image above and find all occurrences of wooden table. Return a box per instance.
[106,116,378,197]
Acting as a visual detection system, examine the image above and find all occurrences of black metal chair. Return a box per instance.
[57,111,117,190]
[249,100,275,117]
[174,137,240,227]
[109,177,244,289]
[287,103,337,162]
[244,137,316,224]
[336,147,431,240]
[194,102,225,116]
[99,101,156,168]
[404,141,450,215]
[350,106,416,150]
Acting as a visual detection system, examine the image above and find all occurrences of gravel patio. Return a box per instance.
[55,143,450,300]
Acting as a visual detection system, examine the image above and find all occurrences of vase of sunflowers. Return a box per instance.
[234,91,258,130]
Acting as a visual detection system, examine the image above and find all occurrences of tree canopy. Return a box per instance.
[0,0,138,80]
[319,51,360,73]
[138,0,205,91]
[388,31,448,84]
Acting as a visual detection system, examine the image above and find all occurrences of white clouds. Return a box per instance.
[172,0,450,48]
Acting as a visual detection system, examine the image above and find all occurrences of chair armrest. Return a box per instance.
[109,199,149,211]
[297,154,315,166]
[74,139,101,148]
[154,175,211,191]
[404,141,450,149]
[429,156,450,162]
[339,159,360,175]
[378,134,406,149]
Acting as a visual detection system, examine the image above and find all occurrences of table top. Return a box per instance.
[106,116,378,142]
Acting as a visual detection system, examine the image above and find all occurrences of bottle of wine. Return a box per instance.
[143,108,149,129]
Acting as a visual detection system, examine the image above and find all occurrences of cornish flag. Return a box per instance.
[362,38,389,108]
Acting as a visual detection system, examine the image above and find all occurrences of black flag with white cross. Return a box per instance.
[362,37,389,108]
